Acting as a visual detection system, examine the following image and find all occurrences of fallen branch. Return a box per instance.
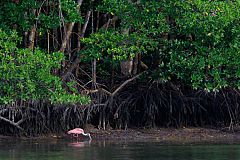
[0,116,24,131]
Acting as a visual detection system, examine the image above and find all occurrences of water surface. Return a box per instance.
[0,139,240,160]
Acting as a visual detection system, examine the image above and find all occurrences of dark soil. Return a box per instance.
[87,127,240,143]
[1,127,240,144]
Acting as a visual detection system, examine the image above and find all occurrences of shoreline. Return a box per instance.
[89,127,240,144]
[1,127,240,144]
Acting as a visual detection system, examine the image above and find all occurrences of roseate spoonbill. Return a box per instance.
[67,128,91,141]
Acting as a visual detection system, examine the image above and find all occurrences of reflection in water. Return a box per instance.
[68,140,91,148]
[1,139,240,160]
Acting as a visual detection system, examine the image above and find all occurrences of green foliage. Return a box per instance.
[99,1,168,34]
[158,0,240,91]
[0,29,90,105]
[61,0,83,23]
[0,0,240,95]
[0,0,83,32]
[82,0,168,63]
[81,30,159,62]
[81,0,240,91]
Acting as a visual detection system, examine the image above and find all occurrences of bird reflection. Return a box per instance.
[68,139,91,148]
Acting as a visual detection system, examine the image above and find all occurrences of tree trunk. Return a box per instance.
[28,25,36,50]
[61,11,92,80]
[120,28,133,77]
[59,0,84,53]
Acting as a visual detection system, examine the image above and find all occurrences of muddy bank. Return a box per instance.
[1,127,240,144]
[86,128,240,143]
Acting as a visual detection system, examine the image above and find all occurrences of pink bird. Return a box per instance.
[67,128,91,141]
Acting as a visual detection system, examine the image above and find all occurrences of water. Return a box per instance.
[1,139,240,160]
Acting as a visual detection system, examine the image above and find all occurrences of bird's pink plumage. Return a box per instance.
[67,128,84,134]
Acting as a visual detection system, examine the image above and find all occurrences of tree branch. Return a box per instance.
[0,116,24,131]
[111,72,144,97]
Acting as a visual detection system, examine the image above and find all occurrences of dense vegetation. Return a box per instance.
[0,0,240,135]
